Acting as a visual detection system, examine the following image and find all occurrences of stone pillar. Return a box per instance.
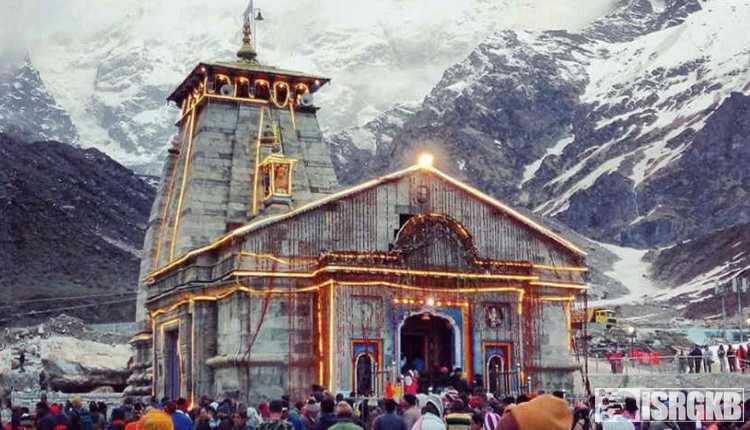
[192,300,218,400]
[179,312,193,400]
[124,320,154,399]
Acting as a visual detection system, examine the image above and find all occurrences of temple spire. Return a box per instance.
[237,0,262,62]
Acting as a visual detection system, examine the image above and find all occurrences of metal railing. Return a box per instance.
[587,353,750,375]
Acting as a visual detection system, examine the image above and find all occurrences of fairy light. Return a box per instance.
[230,266,538,281]
[148,164,587,281]
[529,280,587,289]
[251,108,265,215]
[271,81,290,108]
[169,108,197,261]
[328,282,335,390]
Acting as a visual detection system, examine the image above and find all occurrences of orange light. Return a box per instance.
[529,280,587,289]
[533,264,588,273]
[230,266,538,281]
[148,163,586,279]
[168,108,197,260]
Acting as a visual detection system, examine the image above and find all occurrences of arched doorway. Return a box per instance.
[400,313,456,388]
[354,353,374,396]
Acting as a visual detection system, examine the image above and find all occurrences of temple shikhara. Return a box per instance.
[127,3,589,403]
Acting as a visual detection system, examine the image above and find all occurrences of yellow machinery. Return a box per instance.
[572,307,617,328]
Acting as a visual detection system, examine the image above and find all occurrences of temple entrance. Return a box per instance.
[400,313,455,389]
[164,329,180,400]
[354,354,374,396]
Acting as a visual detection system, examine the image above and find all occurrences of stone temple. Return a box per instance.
[126,11,589,403]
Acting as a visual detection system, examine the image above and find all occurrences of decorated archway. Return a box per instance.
[397,310,461,380]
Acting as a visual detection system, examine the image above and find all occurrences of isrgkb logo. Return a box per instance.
[594,388,745,422]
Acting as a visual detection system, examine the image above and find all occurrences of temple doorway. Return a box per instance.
[164,329,180,400]
[400,313,455,387]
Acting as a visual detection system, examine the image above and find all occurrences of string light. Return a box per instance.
[529,280,587,289]
[148,164,587,281]
[251,108,265,215]
[271,81,290,108]
[230,266,538,281]
[169,108,197,261]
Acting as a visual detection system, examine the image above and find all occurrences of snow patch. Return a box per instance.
[593,242,655,306]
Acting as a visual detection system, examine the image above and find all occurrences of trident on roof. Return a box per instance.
[237,0,265,62]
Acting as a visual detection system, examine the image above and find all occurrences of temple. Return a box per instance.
[126,5,589,403]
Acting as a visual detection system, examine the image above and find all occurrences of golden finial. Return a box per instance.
[237,0,263,62]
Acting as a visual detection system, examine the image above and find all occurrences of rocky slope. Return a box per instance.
[0,134,155,323]
[327,0,750,305]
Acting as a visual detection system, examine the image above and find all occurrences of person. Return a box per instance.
[107,409,127,430]
[445,401,471,430]
[622,397,640,430]
[299,404,318,430]
[718,345,727,372]
[448,369,469,394]
[493,394,572,430]
[371,400,405,430]
[468,414,482,430]
[35,403,53,430]
[572,404,591,430]
[258,400,292,430]
[316,398,337,430]
[89,402,106,430]
[166,401,193,430]
[677,350,688,374]
[284,402,304,430]
[728,345,737,372]
[483,403,501,430]
[246,407,263,430]
[326,403,360,430]
[194,408,212,430]
[739,344,747,373]
[402,395,421,430]
[258,405,271,422]
[137,409,175,430]
[232,411,247,430]
[68,397,94,430]
[410,395,445,430]
[18,352,25,373]
[39,371,48,392]
[702,346,712,373]
[404,371,419,396]
[689,345,703,373]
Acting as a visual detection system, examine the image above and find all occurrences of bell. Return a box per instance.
[255,10,264,21]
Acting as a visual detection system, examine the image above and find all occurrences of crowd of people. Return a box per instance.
[604,344,750,375]
[6,386,750,430]
[676,344,750,374]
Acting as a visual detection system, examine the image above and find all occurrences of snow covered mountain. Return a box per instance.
[2,0,617,173]
[328,0,750,308]
[0,59,77,144]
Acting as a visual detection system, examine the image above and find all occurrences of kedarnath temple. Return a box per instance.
[126,4,589,403]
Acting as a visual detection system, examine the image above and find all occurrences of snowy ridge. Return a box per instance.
[533,0,750,216]
[3,0,618,172]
